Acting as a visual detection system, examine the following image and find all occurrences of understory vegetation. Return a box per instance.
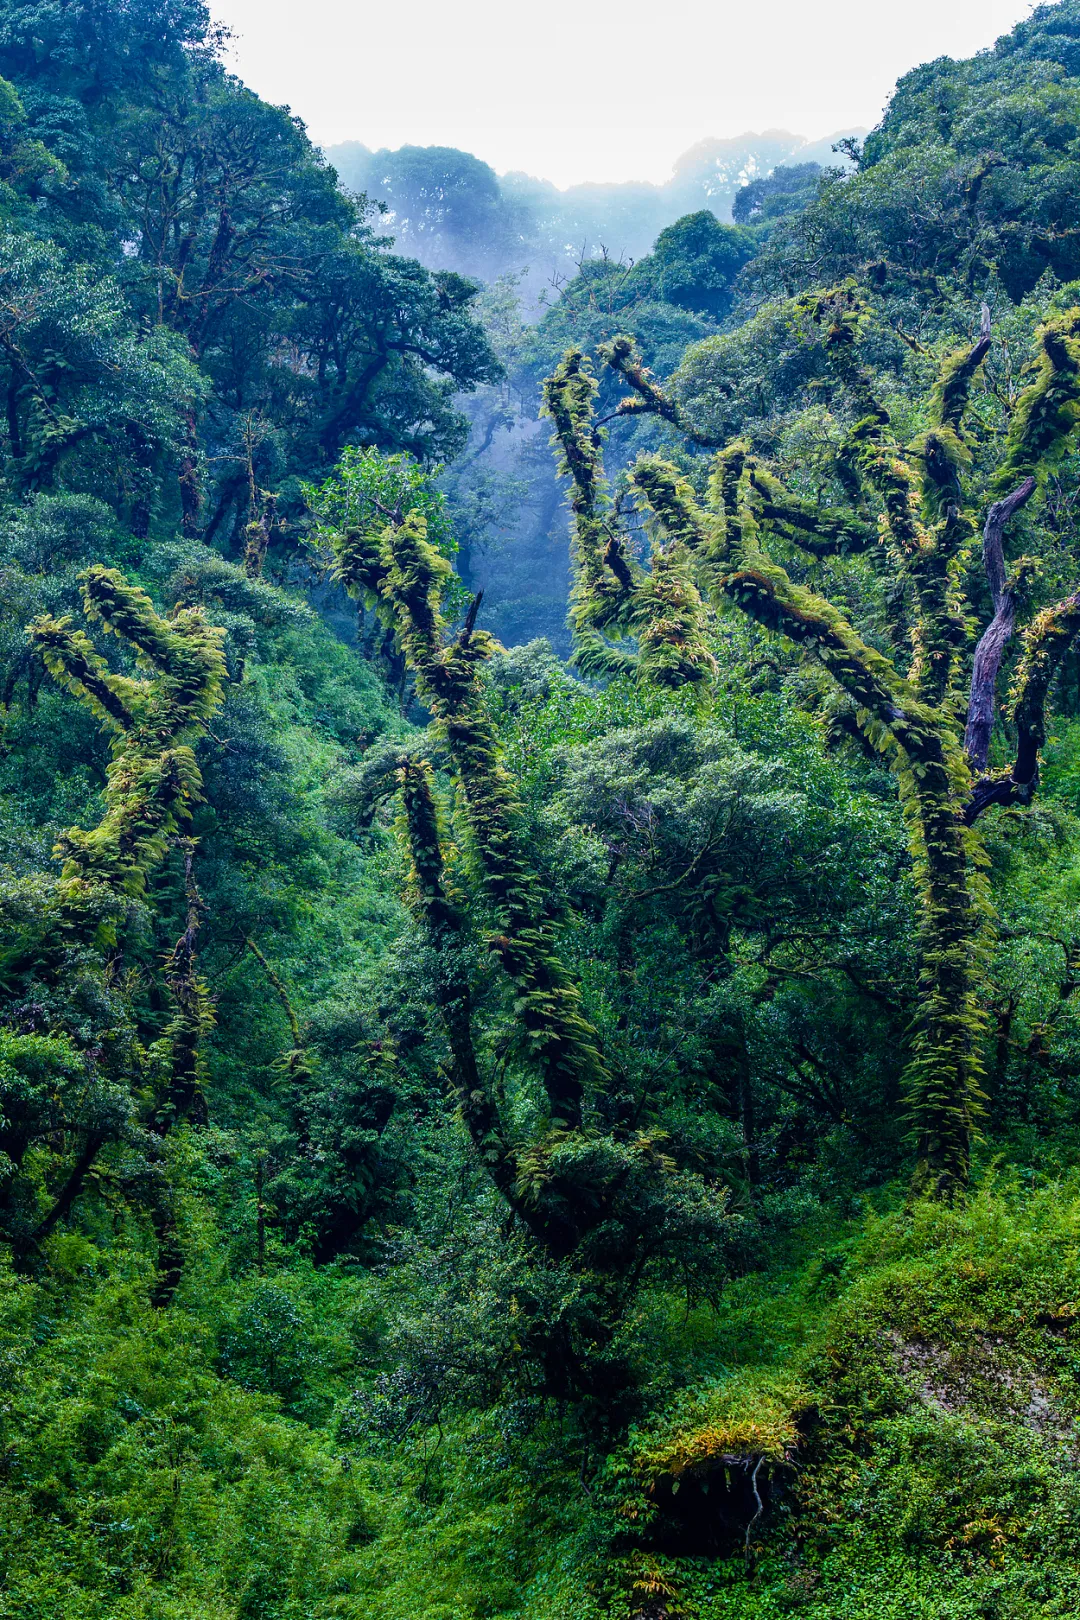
[7,4,1080,1618]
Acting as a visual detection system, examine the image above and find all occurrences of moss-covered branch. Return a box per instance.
[960,312,1080,816]
[329,507,610,1134]
[541,349,636,638]
[28,618,139,732]
[990,310,1080,496]
[747,465,876,557]
[80,566,227,730]
[152,840,214,1131]
[544,359,718,686]
[598,333,718,447]
[29,570,227,905]
[628,453,912,739]
[611,368,987,1191]
[395,756,519,1203]
[913,305,991,520]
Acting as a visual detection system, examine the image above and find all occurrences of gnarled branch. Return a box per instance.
[963,476,1036,773]
[967,584,1080,823]
[599,334,718,446]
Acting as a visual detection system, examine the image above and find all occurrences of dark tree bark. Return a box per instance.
[964,477,1036,772]
[16,1132,105,1258]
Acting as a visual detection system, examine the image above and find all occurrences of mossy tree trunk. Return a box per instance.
[542,300,1080,1195]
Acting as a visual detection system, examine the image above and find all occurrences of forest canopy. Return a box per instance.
[7,5,1080,1620]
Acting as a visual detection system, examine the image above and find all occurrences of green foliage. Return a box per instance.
[29,566,227,904]
[732,163,823,229]
[305,448,455,550]
[0,228,202,504]
[749,4,1080,308]
[0,4,500,550]
[543,288,1080,1197]
[646,212,755,322]
[0,1028,130,1247]
[7,7,1080,1618]
[0,1247,376,1619]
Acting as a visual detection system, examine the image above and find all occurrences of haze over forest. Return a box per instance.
[8,5,1080,1620]
[324,129,862,286]
[215,0,1033,185]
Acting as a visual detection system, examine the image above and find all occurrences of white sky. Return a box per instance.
[214,0,1037,189]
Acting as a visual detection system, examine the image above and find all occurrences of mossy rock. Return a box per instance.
[618,1370,813,1556]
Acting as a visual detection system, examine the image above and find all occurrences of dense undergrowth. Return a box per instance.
[6,1168,1080,1618]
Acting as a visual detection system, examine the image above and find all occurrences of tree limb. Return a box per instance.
[963,476,1036,772]
[967,582,1080,823]
[748,465,876,556]
[599,334,719,446]
[16,1131,105,1256]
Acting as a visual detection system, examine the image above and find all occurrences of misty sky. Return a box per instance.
[214,0,1037,188]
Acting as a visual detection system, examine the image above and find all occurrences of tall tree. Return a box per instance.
[0,1,501,547]
[543,293,1080,1193]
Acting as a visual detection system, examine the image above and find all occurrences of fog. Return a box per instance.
[215,0,1035,187]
